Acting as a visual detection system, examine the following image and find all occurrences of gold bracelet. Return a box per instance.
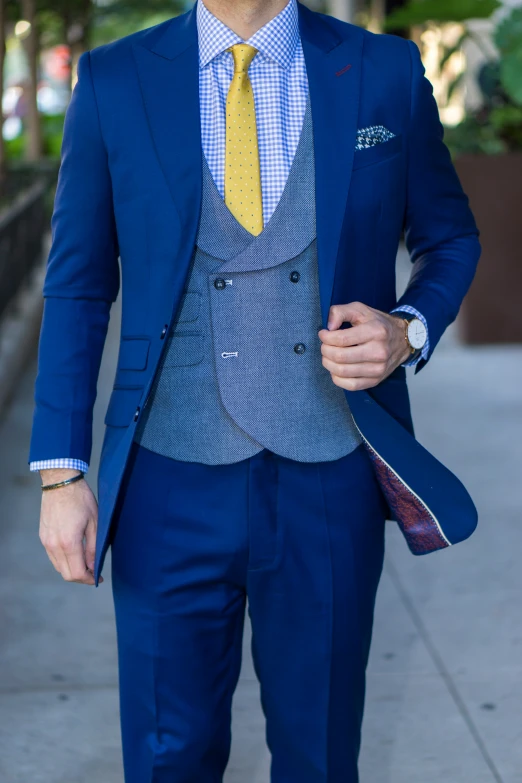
[42,472,85,492]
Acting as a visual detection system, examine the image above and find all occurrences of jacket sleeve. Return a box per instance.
[395,40,481,372]
[29,50,120,466]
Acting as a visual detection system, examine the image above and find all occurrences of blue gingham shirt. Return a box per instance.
[31,0,427,475]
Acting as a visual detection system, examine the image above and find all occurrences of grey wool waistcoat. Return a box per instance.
[135,99,362,464]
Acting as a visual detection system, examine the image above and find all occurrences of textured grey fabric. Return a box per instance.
[135,99,361,464]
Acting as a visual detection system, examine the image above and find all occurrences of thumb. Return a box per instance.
[327,301,370,330]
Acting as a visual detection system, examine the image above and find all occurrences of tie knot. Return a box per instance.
[228,43,258,74]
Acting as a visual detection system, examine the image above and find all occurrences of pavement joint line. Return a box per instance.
[385,558,504,783]
[0,683,119,696]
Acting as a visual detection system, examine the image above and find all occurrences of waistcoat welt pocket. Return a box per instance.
[175,291,202,323]
[118,337,151,371]
[164,331,204,367]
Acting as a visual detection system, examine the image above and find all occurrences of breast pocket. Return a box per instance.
[353,133,403,171]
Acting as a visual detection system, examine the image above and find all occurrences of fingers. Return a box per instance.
[42,532,94,585]
[64,546,96,586]
[320,303,409,392]
[84,518,103,583]
[320,340,389,366]
[319,319,389,348]
[319,310,392,390]
[329,374,381,391]
[40,530,71,579]
[45,547,63,576]
[326,301,374,331]
[84,517,97,573]
[321,356,386,382]
[39,481,100,586]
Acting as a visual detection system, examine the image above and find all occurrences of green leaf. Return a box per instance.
[385,0,500,29]
[490,104,522,130]
[444,117,507,156]
[500,51,522,105]
[494,7,522,54]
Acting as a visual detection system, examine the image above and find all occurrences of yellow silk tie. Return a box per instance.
[225,44,263,236]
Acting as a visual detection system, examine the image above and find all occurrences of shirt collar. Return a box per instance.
[197,0,299,70]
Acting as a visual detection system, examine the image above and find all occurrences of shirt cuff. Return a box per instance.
[29,459,90,474]
[391,306,430,367]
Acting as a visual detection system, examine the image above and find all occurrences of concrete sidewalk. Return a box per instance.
[0,292,521,782]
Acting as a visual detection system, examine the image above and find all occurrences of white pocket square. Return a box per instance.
[355,126,396,151]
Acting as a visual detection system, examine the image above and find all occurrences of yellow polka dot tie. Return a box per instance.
[225,44,263,236]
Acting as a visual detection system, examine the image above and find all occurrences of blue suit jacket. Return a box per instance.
[30,1,481,582]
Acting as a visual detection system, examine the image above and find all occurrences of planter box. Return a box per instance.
[455,153,522,344]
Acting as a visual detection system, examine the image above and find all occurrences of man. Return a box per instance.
[29,0,481,779]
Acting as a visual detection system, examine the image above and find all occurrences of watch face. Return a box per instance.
[407,318,427,350]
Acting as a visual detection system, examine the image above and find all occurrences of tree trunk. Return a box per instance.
[369,0,386,32]
[67,0,92,91]
[21,0,42,161]
[0,0,6,186]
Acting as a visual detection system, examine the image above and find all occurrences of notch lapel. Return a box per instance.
[131,5,201,233]
[299,2,363,327]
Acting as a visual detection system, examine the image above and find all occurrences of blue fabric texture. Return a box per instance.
[135,97,361,464]
[29,1,481,581]
[111,441,387,782]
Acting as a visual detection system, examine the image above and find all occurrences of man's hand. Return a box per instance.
[318,301,412,392]
[39,470,102,586]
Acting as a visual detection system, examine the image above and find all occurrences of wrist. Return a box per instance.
[394,312,428,357]
[390,315,414,363]
[39,468,82,483]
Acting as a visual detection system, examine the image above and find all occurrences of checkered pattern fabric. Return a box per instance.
[29,0,427,474]
[198,0,308,226]
[31,458,88,474]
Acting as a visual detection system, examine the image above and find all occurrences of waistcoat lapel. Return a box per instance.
[298,2,363,328]
[131,6,201,235]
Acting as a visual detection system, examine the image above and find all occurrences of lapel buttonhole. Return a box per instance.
[335,63,352,77]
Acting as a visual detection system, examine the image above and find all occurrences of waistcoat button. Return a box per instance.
[289,271,300,283]
[160,325,168,339]
[214,278,226,290]
[133,407,141,422]
[294,343,306,354]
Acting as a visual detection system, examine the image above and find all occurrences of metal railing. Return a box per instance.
[0,175,52,321]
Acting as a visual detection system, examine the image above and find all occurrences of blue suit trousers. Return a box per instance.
[110,442,387,782]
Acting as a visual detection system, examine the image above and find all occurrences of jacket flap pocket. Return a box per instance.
[175,292,202,324]
[353,133,402,171]
[118,338,151,371]
[104,387,143,428]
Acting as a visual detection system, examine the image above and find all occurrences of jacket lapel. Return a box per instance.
[299,2,363,327]
[131,0,363,330]
[131,5,201,233]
